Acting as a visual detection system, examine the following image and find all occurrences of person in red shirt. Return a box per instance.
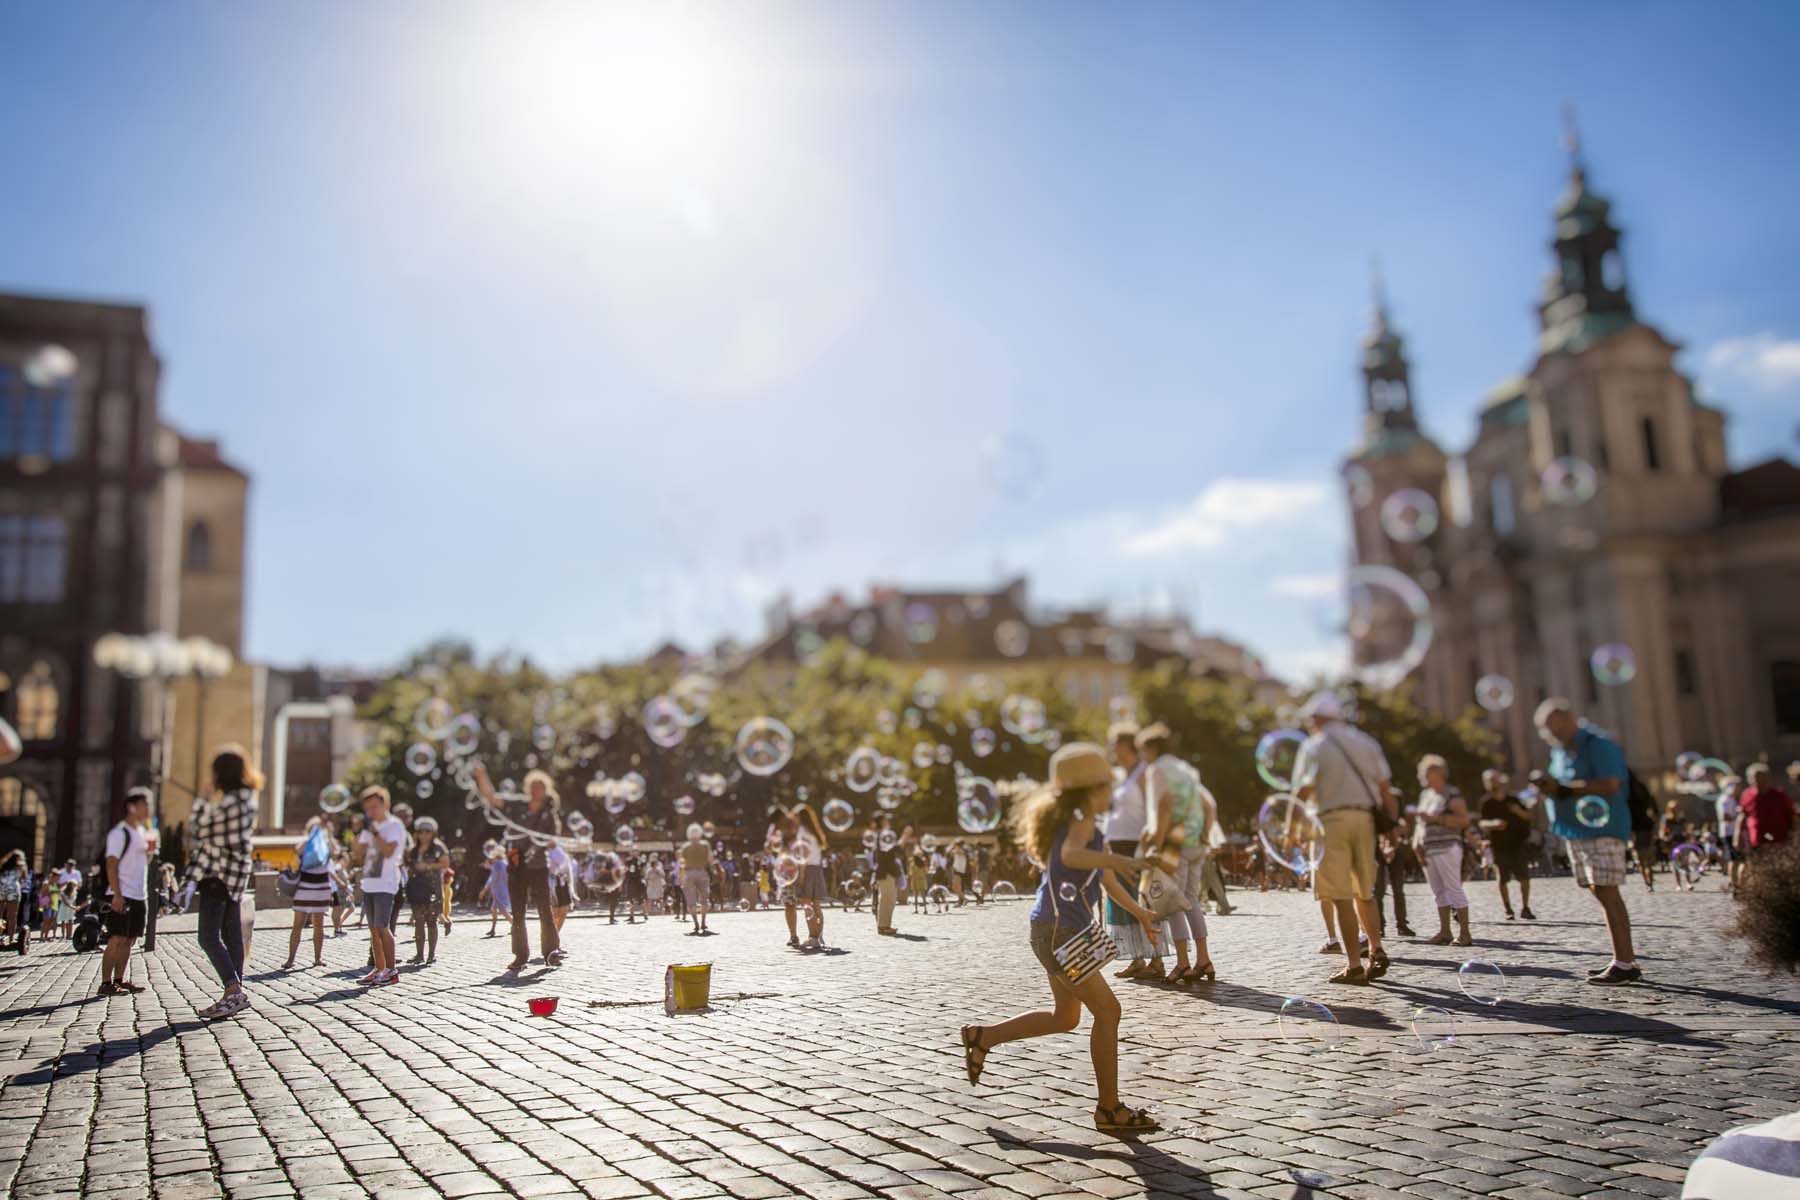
[1738,764,1794,880]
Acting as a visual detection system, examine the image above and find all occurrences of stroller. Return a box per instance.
[71,869,106,953]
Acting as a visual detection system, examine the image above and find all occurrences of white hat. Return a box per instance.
[1299,691,1343,722]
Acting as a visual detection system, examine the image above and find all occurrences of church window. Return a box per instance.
[1601,249,1625,292]
[185,520,212,572]
[1673,648,1696,697]
[1489,474,1516,536]
[1641,416,1661,471]
[15,660,59,741]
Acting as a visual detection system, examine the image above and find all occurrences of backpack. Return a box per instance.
[93,821,129,899]
[1626,771,1658,833]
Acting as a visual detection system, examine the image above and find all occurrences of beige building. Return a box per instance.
[1343,145,1800,778]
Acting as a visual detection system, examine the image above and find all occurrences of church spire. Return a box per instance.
[1539,105,1635,354]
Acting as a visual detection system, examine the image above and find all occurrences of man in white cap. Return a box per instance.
[1292,691,1397,985]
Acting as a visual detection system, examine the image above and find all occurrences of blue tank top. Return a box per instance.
[1029,823,1105,927]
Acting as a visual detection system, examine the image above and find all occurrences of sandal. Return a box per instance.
[1094,1103,1161,1135]
[1114,963,1147,979]
[1426,932,1453,946]
[1328,966,1368,985]
[1174,961,1216,984]
[1137,963,1168,982]
[960,1026,989,1085]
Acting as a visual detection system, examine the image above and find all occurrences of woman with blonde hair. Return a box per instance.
[958,742,1163,1135]
[1413,755,1473,946]
[282,815,336,970]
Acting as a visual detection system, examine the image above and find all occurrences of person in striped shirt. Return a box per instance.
[1682,839,1800,1197]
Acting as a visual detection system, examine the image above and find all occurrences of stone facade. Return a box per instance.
[1343,152,1800,779]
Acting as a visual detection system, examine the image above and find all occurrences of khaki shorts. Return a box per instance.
[1313,808,1377,902]
[1569,836,1628,889]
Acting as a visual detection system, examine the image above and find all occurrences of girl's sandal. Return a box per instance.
[1094,1104,1161,1135]
[960,1026,989,1085]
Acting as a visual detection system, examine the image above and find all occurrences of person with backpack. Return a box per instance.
[282,816,337,970]
[98,789,153,994]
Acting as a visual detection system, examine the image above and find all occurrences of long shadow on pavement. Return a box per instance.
[6,1022,187,1085]
[988,1124,1231,1200]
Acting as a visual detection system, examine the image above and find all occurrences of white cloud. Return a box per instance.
[1705,334,1800,391]
[1122,478,1332,557]
[1265,643,1351,686]
[1269,571,1343,599]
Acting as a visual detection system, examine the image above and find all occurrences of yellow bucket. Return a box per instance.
[664,963,712,1015]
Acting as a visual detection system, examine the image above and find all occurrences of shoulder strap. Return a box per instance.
[1322,731,1382,810]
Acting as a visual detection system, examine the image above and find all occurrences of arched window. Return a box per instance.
[1601,249,1626,292]
[1641,416,1662,472]
[185,520,212,572]
[15,659,58,741]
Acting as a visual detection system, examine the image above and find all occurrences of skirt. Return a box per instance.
[1106,840,1164,958]
[292,869,335,914]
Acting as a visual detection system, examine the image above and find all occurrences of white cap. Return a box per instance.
[1299,691,1343,722]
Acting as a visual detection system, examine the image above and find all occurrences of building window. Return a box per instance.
[0,515,69,603]
[1490,474,1516,536]
[1641,416,1661,471]
[1773,661,1800,737]
[15,660,59,741]
[185,520,213,572]
[1674,648,1696,696]
[1601,249,1626,292]
[0,366,77,463]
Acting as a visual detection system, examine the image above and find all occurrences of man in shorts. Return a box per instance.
[1531,698,1640,985]
[356,787,407,986]
[99,788,153,995]
[1292,691,1397,985]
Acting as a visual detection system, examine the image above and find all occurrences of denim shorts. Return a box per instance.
[362,892,395,926]
[1029,921,1088,976]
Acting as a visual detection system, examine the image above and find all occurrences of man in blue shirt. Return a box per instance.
[1529,698,1640,985]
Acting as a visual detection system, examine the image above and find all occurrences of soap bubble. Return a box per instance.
[446,713,482,757]
[1574,795,1611,829]
[957,779,1001,832]
[875,787,903,812]
[994,620,1031,658]
[735,717,795,776]
[1277,997,1344,1053]
[875,709,897,735]
[911,742,936,769]
[990,881,1018,899]
[619,772,646,803]
[1103,631,1135,665]
[1381,488,1439,543]
[532,724,555,752]
[614,826,637,848]
[1590,644,1637,687]
[672,795,696,816]
[669,674,717,726]
[602,788,629,817]
[912,669,949,710]
[1107,696,1138,726]
[970,728,996,758]
[1684,757,1733,791]
[1257,795,1324,876]
[318,784,353,814]
[1671,843,1706,885]
[414,780,434,800]
[935,743,953,764]
[413,698,456,740]
[845,747,881,793]
[1456,960,1506,1006]
[1056,881,1078,904]
[1411,1006,1458,1051]
[919,833,939,852]
[1541,457,1599,507]
[1674,750,1702,779]
[404,742,437,776]
[643,695,688,748]
[1345,464,1375,508]
[1474,675,1515,712]
[589,852,624,893]
[1333,565,1435,690]
[927,884,954,906]
[773,855,802,888]
[22,344,78,387]
[594,706,618,740]
[877,829,897,852]
[861,830,877,849]
[821,798,855,833]
[999,694,1047,740]
[903,603,938,644]
[1254,729,1305,790]
[981,431,1046,500]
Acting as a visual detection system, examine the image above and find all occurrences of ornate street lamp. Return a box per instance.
[93,632,234,950]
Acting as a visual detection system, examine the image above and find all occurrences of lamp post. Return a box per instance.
[93,632,234,951]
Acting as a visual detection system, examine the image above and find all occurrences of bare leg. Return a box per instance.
[284,914,304,968]
[1353,897,1385,955]
[1332,898,1361,973]
[1592,885,1636,961]
[311,916,325,964]
[1319,900,1340,946]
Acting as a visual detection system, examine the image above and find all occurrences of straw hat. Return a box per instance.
[1133,722,1171,750]
[1044,742,1115,793]
[1106,721,1140,745]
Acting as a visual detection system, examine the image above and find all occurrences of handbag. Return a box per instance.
[275,869,299,899]
[1138,863,1188,919]
[1050,868,1118,987]
[1326,734,1398,835]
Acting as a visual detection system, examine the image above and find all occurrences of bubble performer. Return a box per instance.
[957,743,1162,1135]
[471,763,564,971]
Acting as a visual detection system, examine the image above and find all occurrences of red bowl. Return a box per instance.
[527,997,558,1017]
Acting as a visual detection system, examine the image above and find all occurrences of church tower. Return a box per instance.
[1537,107,1635,356]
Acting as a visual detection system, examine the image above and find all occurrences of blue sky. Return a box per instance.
[6,3,1799,678]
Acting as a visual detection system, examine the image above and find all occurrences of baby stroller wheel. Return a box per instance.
[73,914,103,953]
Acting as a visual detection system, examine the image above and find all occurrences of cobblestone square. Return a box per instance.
[1,877,1796,1199]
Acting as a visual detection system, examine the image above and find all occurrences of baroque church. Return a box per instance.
[1342,132,1800,781]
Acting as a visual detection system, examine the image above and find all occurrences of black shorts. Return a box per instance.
[1493,845,1531,884]
[104,898,146,939]
[553,879,573,908]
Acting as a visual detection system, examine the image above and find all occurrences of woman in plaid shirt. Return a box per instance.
[188,745,261,1020]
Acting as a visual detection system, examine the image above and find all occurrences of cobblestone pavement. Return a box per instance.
[1,876,1796,1200]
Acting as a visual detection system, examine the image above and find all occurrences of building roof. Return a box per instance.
[172,433,249,478]
[1719,457,1800,521]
